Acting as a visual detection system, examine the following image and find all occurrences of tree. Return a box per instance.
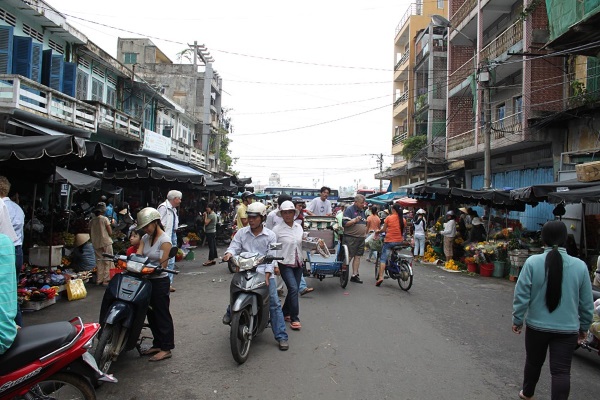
[401,135,427,160]
[219,107,238,175]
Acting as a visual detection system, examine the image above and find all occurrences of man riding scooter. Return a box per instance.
[222,202,289,351]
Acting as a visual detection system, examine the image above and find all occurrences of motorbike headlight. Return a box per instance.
[126,261,145,273]
[238,258,255,271]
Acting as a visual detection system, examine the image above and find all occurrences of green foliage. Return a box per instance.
[400,135,427,159]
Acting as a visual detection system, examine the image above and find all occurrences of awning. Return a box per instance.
[547,184,600,204]
[398,175,451,190]
[9,119,67,136]
[147,156,204,175]
[0,135,86,161]
[509,179,598,204]
[52,167,102,192]
[103,167,205,184]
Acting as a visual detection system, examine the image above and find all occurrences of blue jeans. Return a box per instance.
[168,231,176,284]
[299,275,307,292]
[279,266,303,322]
[414,234,426,256]
[268,276,288,341]
[380,242,402,264]
[15,245,23,327]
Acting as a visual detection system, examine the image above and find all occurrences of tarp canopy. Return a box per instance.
[547,184,600,203]
[509,179,598,204]
[147,156,204,175]
[409,186,526,211]
[0,135,86,161]
[86,141,147,169]
[52,167,102,192]
[103,167,205,184]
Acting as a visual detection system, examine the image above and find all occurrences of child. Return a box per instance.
[126,227,141,257]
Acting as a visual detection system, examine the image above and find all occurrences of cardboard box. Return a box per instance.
[576,161,600,182]
[21,297,56,311]
[29,245,63,267]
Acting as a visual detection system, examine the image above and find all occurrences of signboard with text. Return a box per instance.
[142,129,171,156]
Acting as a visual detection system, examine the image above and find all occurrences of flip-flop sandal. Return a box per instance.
[202,261,212,266]
[141,347,161,356]
[300,288,314,296]
[376,279,383,287]
[284,316,291,322]
[290,322,301,330]
[149,351,172,362]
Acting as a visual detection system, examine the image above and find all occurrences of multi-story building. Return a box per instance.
[117,38,223,173]
[377,0,448,190]
[445,0,566,228]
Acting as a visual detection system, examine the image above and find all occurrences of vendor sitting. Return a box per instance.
[467,218,486,243]
[70,233,96,271]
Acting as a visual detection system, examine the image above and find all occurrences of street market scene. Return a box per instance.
[2,0,600,399]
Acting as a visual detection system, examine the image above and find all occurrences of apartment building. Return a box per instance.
[376,0,447,190]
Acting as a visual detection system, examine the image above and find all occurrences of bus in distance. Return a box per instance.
[263,187,339,202]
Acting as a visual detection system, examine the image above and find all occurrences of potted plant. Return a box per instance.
[465,256,477,273]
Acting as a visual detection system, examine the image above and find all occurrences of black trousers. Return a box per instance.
[206,232,217,261]
[522,326,578,400]
[147,276,175,351]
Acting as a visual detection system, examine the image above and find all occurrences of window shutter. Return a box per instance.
[76,70,88,100]
[31,42,42,82]
[62,62,77,97]
[587,57,600,96]
[42,49,64,91]
[0,25,13,74]
[12,35,32,78]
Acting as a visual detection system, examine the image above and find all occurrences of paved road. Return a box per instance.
[23,246,600,399]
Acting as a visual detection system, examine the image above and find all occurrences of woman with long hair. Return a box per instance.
[375,203,406,287]
[136,207,175,362]
[512,220,593,400]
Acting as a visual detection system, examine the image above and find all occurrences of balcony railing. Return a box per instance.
[171,139,193,162]
[481,19,523,61]
[394,90,409,108]
[490,112,523,138]
[395,3,424,36]
[393,131,408,146]
[450,0,477,30]
[0,75,96,132]
[447,128,476,153]
[189,146,206,168]
[97,103,141,139]
[448,56,474,92]
[395,50,410,71]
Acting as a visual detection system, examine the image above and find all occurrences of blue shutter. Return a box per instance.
[62,62,76,97]
[12,36,32,78]
[0,25,13,74]
[42,50,64,91]
[31,42,42,82]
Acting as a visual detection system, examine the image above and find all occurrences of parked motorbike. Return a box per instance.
[94,247,179,373]
[577,285,600,355]
[223,246,282,364]
[0,317,117,399]
[216,222,233,246]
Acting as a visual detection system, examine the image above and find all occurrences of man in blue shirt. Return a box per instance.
[222,202,289,351]
[0,233,17,355]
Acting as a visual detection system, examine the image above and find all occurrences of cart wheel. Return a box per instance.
[339,245,350,288]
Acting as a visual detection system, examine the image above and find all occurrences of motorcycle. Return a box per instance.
[0,317,117,399]
[224,246,282,364]
[94,247,179,373]
[577,285,600,355]
[216,222,233,246]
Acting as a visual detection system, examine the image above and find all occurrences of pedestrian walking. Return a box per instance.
[512,220,593,400]
[412,209,427,262]
[158,190,182,292]
[342,194,367,283]
[89,202,113,286]
[203,204,218,266]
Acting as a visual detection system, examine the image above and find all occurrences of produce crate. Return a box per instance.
[576,161,600,182]
[21,297,56,311]
[29,245,63,267]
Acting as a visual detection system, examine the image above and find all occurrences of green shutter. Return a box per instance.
[587,57,600,97]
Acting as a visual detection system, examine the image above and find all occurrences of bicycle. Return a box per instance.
[374,240,414,291]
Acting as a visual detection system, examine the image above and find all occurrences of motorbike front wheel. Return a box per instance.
[28,371,96,400]
[230,308,253,364]
[94,323,123,374]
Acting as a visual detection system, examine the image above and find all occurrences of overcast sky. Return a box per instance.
[47,0,406,191]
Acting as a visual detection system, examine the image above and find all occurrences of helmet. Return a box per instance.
[416,209,426,215]
[246,202,267,217]
[241,191,255,201]
[446,210,454,216]
[136,207,161,229]
[292,197,304,204]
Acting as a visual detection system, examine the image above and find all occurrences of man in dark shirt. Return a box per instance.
[342,194,367,283]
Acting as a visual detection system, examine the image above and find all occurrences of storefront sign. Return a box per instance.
[60,184,70,196]
[142,129,171,156]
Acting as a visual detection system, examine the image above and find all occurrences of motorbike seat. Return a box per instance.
[0,321,77,375]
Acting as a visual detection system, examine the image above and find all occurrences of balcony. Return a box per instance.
[189,146,206,168]
[491,112,523,138]
[448,56,474,94]
[392,131,408,146]
[395,50,410,71]
[450,0,477,30]
[393,90,409,113]
[96,103,142,140]
[481,20,523,62]
[171,139,193,162]
[395,3,424,36]
[0,75,96,134]
[447,128,476,156]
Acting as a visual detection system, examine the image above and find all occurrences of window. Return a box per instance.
[76,71,88,100]
[91,78,104,102]
[496,103,505,128]
[124,53,137,64]
[514,96,523,123]
[106,87,116,107]
[437,0,444,8]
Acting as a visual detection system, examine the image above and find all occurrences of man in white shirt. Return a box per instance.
[158,190,182,292]
[306,186,332,216]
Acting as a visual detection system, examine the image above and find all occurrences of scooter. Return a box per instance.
[224,246,282,364]
[94,247,178,373]
[216,222,233,246]
[0,317,117,399]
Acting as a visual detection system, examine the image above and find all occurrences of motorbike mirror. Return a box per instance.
[269,243,282,251]
[168,247,179,258]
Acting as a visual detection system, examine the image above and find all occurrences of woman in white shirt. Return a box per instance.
[412,209,427,262]
[272,201,304,331]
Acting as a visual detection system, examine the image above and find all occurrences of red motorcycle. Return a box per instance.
[0,317,116,400]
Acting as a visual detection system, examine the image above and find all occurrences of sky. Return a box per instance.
[46,0,408,191]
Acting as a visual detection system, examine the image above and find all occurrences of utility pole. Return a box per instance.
[480,63,492,189]
[375,153,384,192]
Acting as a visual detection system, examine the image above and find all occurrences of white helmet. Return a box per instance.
[247,202,267,217]
[416,209,426,215]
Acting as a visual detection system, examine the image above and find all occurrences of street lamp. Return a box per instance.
[431,15,491,189]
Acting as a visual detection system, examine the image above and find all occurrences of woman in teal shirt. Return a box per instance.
[0,233,17,355]
[512,221,593,400]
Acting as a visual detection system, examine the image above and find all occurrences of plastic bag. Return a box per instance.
[66,278,87,301]
[365,232,375,245]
